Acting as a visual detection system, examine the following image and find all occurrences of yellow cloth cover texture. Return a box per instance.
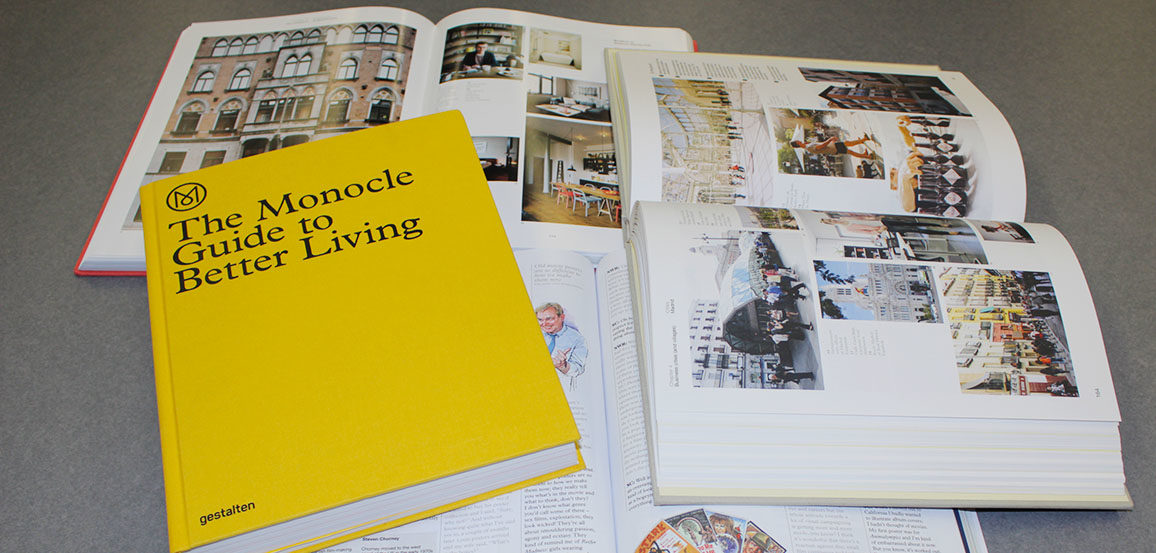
[140,111,582,553]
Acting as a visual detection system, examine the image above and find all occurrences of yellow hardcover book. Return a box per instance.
[141,111,583,553]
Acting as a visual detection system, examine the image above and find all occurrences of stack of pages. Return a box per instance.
[608,51,1127,508]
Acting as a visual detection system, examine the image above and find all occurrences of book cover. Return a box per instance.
[141,110,583,553]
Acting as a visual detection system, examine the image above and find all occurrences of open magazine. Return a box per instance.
[77,7,694,274]
[606,50,1027,222]
[319,248,988,553]
[625,201,1128,509]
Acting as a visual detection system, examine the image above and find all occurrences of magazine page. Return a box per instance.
[595,249,989,553]
[79,7,442,273]
[630,201,1119,423]
[609,50,1026,224]
[427,10,693,255]
[321,248,616,553]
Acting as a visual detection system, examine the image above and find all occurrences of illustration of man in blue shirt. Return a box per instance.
[536,302,588,382]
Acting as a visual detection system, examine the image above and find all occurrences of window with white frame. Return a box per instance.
[367,25,384,43]
[296,54,312,76]
[378,58,399,80]
[337,58,358,80]
[192,71,215,92]
[283,56,299,77]
[228,68,252,90]
[384,26,400,45]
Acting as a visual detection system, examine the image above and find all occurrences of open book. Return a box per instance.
[76,7,694,274]
[606,49,1027,221]
[625,201,1128,508]
[605,50,1126,509]
[318,248,989,553]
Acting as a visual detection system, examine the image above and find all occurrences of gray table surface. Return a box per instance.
[2,1,1152,551]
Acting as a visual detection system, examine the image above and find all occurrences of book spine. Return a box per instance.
[140,183,191,553]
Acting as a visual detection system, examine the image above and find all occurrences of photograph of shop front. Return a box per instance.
[939,268,1077,397]
[521,111,619,228]
[655,78,776,207]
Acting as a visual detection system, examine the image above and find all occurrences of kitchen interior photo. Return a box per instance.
[521,115,619,228]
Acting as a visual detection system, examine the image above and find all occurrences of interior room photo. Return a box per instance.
[526,74,610,122]
[521,115,618,228]
[473,136,519,181]
[439,22,524,82]
[527,28,582,69]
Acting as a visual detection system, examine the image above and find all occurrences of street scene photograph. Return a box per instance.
[770,108,883,179]
[938,268,1078,397]
[687,230,821,389]
[654,77,777,207]
[890,114,979,217]
[734,206,799,230]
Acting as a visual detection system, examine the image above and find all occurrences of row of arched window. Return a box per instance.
[174,86,398,133]
[190,55,401,94]
[191,67,253,93]
[281,55,399,80]
[209,25,401,56]
[283,54,313,78]
[352,25,400,44]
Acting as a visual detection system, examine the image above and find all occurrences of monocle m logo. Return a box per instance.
[167,182,207,212]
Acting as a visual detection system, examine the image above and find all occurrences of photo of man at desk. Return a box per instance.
[439,22,524,82]
[459,41,496,70]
